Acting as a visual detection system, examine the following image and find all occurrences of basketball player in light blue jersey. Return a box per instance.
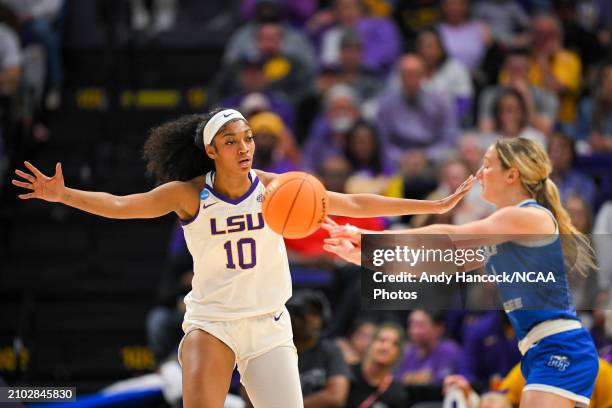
[323,137,599,408]
[11,108,474,408]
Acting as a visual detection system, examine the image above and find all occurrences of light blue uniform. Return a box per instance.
[483,199,598,407]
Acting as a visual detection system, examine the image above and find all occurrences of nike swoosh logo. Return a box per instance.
[223,113,232,117]
[202,202,218,210]
[273,312,284,321]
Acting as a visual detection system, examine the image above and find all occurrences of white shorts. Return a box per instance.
[178,306,295,377]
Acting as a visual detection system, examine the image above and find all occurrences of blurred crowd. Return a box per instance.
[1,0,612,407]
[0,0,64,183]
[148,1,612,407]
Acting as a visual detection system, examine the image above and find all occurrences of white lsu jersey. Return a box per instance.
[181,170,292,322]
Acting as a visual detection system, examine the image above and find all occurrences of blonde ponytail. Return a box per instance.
[495,138,596,276]
[538,179,596,276]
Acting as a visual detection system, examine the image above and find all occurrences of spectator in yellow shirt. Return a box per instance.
[528,14,582,124]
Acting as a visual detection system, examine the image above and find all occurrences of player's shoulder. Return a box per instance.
[185,175,206,191]
[489,206,527,222]
[494,205,546,220]
[490,205,554,234]
[159,176,205,198]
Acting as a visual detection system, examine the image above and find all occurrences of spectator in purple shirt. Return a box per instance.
[302,84,362,171]
[438,0,492,74]
[308,0,401,75]
[458,311,520,388]
[376,54,459,164]
[395,310,462,385]
[224,1,317,71]
[548,132,597,209]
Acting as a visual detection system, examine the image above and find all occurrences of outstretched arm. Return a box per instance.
[326,182,473,218]
[323,207,556,266]
[394,206,554,238]
[12,161,198,220]
[256,170,476,218]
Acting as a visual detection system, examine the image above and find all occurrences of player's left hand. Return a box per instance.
[436,174,476,214]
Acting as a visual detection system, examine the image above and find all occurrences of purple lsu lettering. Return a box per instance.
[210,213,265,235]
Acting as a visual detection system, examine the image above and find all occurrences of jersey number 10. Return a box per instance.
[223,238,257,269]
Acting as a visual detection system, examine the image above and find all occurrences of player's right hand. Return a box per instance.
[436,174,476,214]
[12,161,65,202]
[322,217,363,265]
[321,216,363,245]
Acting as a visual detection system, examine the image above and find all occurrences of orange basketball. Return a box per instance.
[262,172,329,239]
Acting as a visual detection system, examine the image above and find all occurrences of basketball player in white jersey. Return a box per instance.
[12,108,474,407]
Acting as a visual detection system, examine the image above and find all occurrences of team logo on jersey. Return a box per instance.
[211,213,265,235]
[547,355,570,372]
[481,245,497,263]
[503,297,523,312]
[257,194,264,202]
[200,189,210,200]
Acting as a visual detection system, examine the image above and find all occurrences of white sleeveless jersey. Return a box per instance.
[181,170,292,321]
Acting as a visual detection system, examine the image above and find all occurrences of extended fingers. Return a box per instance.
[322,224,346,237]
[324,237,356,249]
[18,193,34,199]
[11,179,34,190]
[455,175,475,194]
[23,161,44,178]
[323,243,342,255]
[324,216,338,226]
[324,238,341,245]
[323,237,344,251]
[321,222,335,232]
[15,169,35,183]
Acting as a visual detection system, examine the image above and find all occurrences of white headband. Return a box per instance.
[202,109,246,145]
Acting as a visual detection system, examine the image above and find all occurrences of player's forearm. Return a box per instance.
[393,223,456,234]
[60,187,127,219]
[329,193,445,217]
